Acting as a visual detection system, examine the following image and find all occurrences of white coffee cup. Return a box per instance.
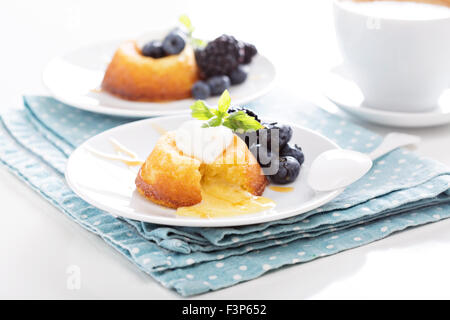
[333,0,450,113]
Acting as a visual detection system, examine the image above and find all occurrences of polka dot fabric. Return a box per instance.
[0,92,449,296]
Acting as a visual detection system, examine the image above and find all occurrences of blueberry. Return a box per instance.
[229,65,248,85]
[207,75,231,96]
[257,128,275,151]
[142,41,165,58]
[191,81,211,100]
[249,144,280,177]
[257,123,293,151]
[280,143,304,166]
[162,31,186,55]
[249,144,276,167]
[268,156,300,184]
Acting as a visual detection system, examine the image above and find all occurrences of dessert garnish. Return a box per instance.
[102,15,258,101]
[269,156,301,184]
[141,28,186,58]
[135,92,271,217]
[174,120,234,164]
[141,41,165,58]
[134,92,305,217]
[189,90,305,185]
[206,75,231,96]
[194,34,245,78]
[178,16,258,100]
[191,81,210,101]
[229,66,248,85]
[190,90,262,131]
[191,33,257,99]
[178,14,207,49]
[280,143,304,165]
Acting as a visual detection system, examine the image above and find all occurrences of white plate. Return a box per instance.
[324,66,450,128]
[65,115,343,227]
[43,39,276,118]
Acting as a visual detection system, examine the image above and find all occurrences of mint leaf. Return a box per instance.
[190,101,214,120]
[190,91,262,132]
[178,15,207,49]
[178,15,194,34]
[223,111,263,131]
[202,117,222,128]
[191,37,207,48]
[217,90,231,113]
[209,108,222,117]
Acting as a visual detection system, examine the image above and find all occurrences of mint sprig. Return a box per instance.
[178,15,207,49]
[178,15,194,35]
[223,111,262,131]
[190,90,263,131]
[190,100,214,120]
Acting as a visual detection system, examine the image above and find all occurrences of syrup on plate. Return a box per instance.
[269,186,294,193]
[176,178,275,218]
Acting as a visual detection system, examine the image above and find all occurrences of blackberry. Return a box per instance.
[242,42,257,64]
[195,34,245,78]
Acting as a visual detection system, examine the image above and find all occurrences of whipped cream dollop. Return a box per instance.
[175,121,234,163]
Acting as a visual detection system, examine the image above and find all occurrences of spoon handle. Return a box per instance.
[368,133,421,161]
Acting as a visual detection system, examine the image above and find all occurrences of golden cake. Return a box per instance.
[101,41,199,101]
[135,131,268,211]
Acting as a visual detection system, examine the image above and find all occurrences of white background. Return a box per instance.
[0,0,450,299]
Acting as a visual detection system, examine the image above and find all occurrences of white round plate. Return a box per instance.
[43,39,276,118]
[65,115,343,227]
[324,66,450,128]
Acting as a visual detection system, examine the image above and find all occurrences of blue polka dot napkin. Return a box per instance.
[0,91,449,296]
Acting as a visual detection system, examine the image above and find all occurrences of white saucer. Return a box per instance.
[43,39,276,118]
[65,115,343,227]
[324,66,450,128]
